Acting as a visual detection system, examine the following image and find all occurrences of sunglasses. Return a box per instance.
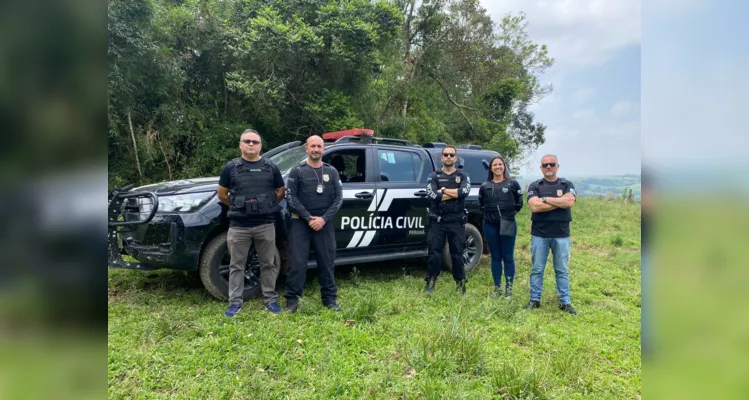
[242,139,261,145]
[442,153,456,158]
[541,163,557,168]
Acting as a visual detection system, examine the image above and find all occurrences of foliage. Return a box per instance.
[108,0,553,186]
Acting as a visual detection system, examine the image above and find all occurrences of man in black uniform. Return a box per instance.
[284,135,343,313]
[217,129,285,317]
[424,145,471,295]
[524,154,578,315]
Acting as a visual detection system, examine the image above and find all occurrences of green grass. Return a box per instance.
[108,198,641,399]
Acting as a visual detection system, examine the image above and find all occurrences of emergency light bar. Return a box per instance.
[322,129,374,141]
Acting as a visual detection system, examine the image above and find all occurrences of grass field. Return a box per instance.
[108,198,641,399]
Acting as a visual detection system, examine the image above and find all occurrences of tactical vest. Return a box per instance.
[481,180,517,224]
[227,157,278,219]
[429,170,467,223]
[295,162,337,214]
[530,178,572,222]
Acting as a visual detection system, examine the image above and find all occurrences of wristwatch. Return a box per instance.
[541,197,547,203]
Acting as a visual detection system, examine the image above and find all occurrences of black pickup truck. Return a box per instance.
[108,131,500,301]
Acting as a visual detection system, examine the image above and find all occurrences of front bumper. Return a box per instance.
[112,212,216,271]
[108,186,221,271]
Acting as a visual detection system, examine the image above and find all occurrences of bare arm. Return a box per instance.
[275,187,286,202]
[528,196,558,213]
[545,193,575,209]
[218,185,230,206]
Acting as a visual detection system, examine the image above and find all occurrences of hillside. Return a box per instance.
[108,198,641,398]
[517,175,641,200]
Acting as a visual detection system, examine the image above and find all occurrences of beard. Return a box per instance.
[310,152,322,160]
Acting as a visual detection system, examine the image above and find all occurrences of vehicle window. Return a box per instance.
[377,149,421,182]
[322,149,367,183]
[460,155,491,184]
[268,145,308,175]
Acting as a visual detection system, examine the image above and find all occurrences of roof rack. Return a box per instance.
[334,136,414,146]
[422,142,447,148]
[457,144,483,150]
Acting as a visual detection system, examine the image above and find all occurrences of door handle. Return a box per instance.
[355,192,373,199]
[414,190,428,197]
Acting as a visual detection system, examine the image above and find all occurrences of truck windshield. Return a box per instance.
[268,145,308,175]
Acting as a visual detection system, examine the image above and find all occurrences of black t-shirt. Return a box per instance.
[219,158,284,227]
[526,178,576,238]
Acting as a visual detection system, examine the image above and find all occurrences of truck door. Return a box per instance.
[321,147,381,255]
[371,147,432,252]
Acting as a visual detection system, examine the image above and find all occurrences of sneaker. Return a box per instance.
[491,286,502,298]
[524,300,541,310]
[224,304,242,318]
[285,300,299,314]
[504,286,513,298]
[559,303,577,315]
[325,303,341,312]
[456,280,466,295]
[265,302,281,314]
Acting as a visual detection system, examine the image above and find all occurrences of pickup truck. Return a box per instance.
[108,130,500,301]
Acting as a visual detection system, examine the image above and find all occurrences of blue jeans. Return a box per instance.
[483,221,516,288]
[530,236,571,304]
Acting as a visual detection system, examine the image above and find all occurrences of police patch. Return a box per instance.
[557,189,563,196]
[455,176,461,183]
[570,188,576,195]
[502,187,509,193]
[323,174,329,182]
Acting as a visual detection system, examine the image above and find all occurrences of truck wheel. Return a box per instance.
[199,232,281,302]
[442,223,483,274]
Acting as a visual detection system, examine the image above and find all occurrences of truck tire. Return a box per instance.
[199,232,281,302]
[442,223,483,274]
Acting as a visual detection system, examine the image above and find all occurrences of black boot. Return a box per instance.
[456,280,466,295]
[424,277,436,294]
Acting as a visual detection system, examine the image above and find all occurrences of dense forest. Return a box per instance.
[108,0,554,186]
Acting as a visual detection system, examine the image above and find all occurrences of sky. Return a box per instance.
[479,0,748,178]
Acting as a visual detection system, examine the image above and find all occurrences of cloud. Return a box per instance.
[482,0,641,68]
[572,87,597,104]
[610,100,639,118]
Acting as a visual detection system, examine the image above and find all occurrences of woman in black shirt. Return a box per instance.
[478,156,523,297]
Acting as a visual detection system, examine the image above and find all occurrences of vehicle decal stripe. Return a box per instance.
[377,188,419,212]
[342,189,360,199]
[346,231,364,248]
[358,230,376,247]
[367,188,385,211]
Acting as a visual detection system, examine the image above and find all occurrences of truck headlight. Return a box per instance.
[153,192,216,213]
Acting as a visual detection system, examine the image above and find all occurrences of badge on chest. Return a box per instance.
[455,176,461,183]
[557,189,563,196]
[317,184,324,194]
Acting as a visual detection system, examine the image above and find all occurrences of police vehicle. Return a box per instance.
[108,129,501,301]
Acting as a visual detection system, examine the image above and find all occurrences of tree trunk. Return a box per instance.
[127,109,143,179]
[401,0,416,117]
[158,136,173,181]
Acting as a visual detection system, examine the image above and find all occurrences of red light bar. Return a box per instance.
[322,129,374,141]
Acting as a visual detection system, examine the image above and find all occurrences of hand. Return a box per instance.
[309,216,325,231]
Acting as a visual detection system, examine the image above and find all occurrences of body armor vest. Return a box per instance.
[429,170,467,223]
[481,180,517,225]
[227,157,278,219]
[531,178,572,222]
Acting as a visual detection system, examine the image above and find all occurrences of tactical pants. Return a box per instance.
[426,221,466,282]
[284,218,338,305]
[227,223,278,306]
